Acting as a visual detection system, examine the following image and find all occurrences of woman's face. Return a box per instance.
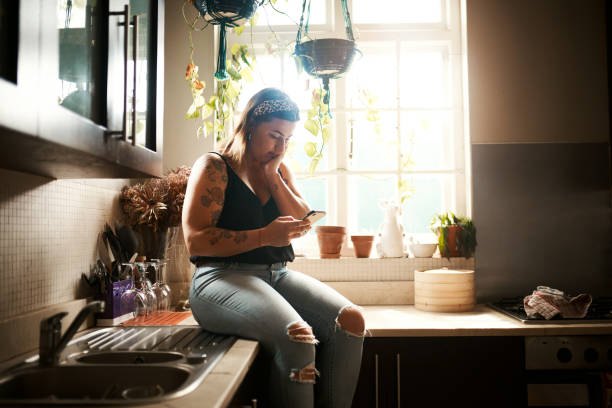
[248,118,296,163]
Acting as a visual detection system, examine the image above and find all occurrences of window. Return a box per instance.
[226,0,468,241]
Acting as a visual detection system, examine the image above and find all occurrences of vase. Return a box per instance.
[377,200,405,258]
[135,224,168,261]
[315,226,346,259]
[351,235,374,258]
[445,225,462,257]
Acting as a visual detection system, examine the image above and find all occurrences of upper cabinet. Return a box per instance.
[0,0,164,178]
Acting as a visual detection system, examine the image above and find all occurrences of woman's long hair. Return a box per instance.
[220,88,299,166]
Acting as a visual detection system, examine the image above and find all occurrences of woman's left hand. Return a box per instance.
[263,153,284,179]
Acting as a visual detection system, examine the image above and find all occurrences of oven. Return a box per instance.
[525,336,612,408]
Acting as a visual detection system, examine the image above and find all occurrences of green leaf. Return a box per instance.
[321,126,331,143]
[185,102,200,119]
[240,65,254,82]
[308,157,320,174]
[233,25,245,35]
[227,66,242,81]
[304,142,317,157]
[231,44,241,56]
[304,119,320,136]
[201,104,214,120]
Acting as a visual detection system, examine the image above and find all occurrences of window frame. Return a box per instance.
[223,0,469,236]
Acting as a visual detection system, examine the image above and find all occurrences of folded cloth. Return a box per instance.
[523,286,592,320]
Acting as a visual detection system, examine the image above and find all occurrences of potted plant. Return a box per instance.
[430,212,477,259]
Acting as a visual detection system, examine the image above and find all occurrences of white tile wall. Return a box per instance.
[0,169,128,321]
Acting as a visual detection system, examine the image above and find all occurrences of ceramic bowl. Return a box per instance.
[409,243,438,258]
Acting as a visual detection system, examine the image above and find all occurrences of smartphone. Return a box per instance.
[302,210,326,224]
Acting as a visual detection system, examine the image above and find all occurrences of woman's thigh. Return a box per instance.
[189,265,306,343]
[273,269,354,339]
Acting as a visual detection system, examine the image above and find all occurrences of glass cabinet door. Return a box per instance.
[128,0,151,149]
[57,0,104,123]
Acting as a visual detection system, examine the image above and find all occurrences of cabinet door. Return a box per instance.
[0,0,163,178]
[0,0,41,138]
[353,337,526,408]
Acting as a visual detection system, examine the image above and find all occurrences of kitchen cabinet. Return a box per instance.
[351,336,526,408]
[0,0,163,179]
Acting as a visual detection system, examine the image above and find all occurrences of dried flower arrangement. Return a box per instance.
[119,166,192,231]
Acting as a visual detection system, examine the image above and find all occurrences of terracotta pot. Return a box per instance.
[315,226,346,259]
[350,235,375,258]
[446,225,462,257]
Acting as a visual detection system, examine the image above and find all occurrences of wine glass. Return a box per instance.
[134,262,157,316]
[146,261,169,312]
[151,259,172,311]
[119,263,148,320]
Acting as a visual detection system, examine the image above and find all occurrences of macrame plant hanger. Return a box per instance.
[294,0,359,108]
[193,0,261,80]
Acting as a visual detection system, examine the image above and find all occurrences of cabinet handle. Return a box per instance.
[130,14,138,146]
[106,5,129,141]
[396,353,401,408]
[375,353,379,408]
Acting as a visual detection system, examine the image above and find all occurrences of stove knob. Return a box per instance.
[557,347,572,363]
[584,348,599,363]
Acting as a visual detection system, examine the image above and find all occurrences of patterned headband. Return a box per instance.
[252,98,298,117]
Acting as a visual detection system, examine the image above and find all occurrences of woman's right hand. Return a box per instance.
[261,216,311,247]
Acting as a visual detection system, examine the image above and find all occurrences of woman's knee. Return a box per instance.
[336,306,366,337]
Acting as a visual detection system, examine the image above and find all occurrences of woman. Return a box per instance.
[182,88,365,408]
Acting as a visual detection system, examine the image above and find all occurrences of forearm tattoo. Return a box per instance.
[204,229,248,246]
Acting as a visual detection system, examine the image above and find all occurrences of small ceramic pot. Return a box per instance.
[315,226,346,259]
[350,235,375,258]
[445,225,462,257]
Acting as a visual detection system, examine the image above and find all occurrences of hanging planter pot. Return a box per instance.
[293,0,359,105]
[294,38,359,79]
[193,0,261,80]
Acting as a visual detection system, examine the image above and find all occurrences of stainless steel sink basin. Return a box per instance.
[0,365,189,401]
[76,351,183,364]
[0,327,236,405]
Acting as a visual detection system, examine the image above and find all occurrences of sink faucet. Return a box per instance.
[39,301,105,367]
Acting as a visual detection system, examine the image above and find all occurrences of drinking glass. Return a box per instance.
[146,261,169,311]
[151,259,172,311]
[119,263,148,320]
[135,261,157,316]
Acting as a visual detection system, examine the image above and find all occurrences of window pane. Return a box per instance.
[400,175,451,234]
[349,112,397,171]
[400,111,451,170]
[346,42,397,109]
[353,0,442,24]
[295,177,327,213]
[399,46,449,108]
[258,0,326,26]
[348,175,397,235]
[238,50,319,111]
[285,121,330,172]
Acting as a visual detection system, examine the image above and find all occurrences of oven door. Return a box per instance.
[525,336,612,408]
[526,370,604,407]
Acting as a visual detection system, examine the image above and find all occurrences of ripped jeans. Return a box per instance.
[189,262,364,408]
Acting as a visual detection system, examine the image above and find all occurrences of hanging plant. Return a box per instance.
[293,0,360,107]
[182,0,257,141]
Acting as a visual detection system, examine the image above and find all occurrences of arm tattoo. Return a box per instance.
[205,229,248,246]
[272,183,279,192]
[233,231,247,244]
[211,209,222,225]
[200,187,224,207]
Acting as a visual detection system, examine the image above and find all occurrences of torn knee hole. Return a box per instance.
[287,321,318,344]
[336,306,366,337]
[289,362,318,384]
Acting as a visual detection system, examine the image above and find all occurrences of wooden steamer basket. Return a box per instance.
[414,269,475,312]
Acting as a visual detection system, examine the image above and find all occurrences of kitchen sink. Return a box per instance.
[76,351,184,364]
[0,365,189,401]
[0,326,236,405]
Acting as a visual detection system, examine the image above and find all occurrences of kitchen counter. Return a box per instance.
[2,305,610,408]
[362,304,612,336]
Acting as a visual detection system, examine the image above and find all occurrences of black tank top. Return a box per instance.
[189,152,294,265]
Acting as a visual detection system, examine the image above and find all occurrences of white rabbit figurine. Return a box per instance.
[376,200,406,258]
